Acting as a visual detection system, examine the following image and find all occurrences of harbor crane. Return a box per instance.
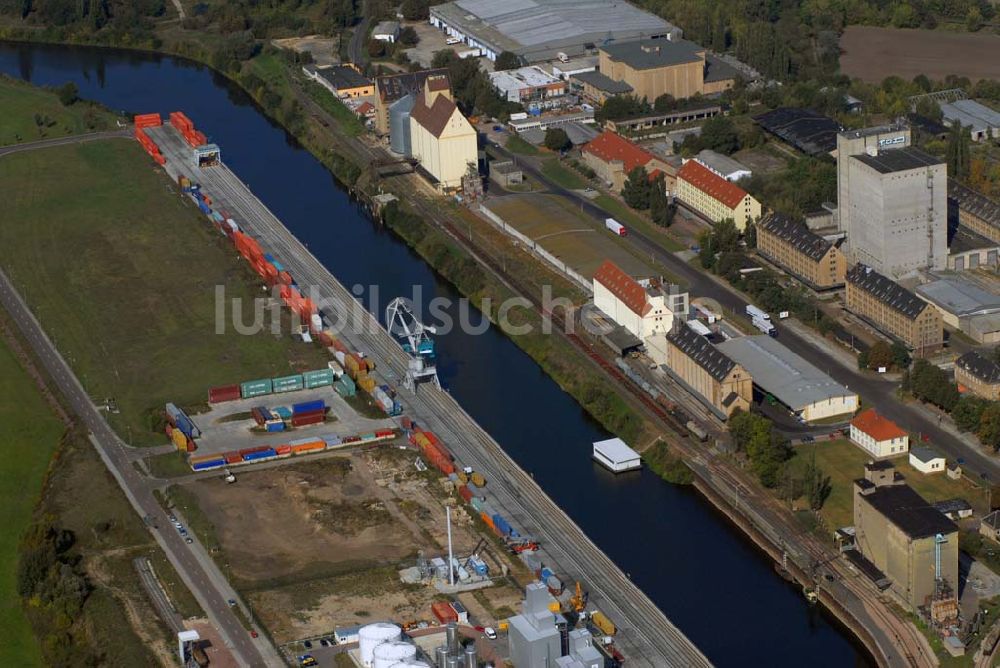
[386,297,440,391]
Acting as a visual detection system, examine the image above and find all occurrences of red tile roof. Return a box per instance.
[677,159,749,209]
[582,131,657,174]
[851,408,908,442]
[593,260,650,316]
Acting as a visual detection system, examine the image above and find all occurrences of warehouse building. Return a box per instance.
[850,408,909,459]
[581,130,672,191]
[692,149,752,182]
[662,324,752,419]
[592,260,688,340]
[674,159,760,231]
[604,104,723,135]
[940,99,1000,143]
[409,76,478,190]
[756,213,846,290]
[853,462,958,612]
[955,351,1000,401]
[429,0,679,63]
[374,68,450,135]
[947,225,1000,272]
[597,38,738,102]
[836,124,911,243]
[716,335,858,422]
[949,180,1000,245]
[753,107,841,157]
[915,277,1000,345]
[489,66,567,107]
[842,147,947,277]
[571,70,633,104]
[845,265,944,354]
[304,64,374,99]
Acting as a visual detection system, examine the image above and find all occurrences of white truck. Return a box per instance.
[605,218,627,236]
[745,304,770,322]
[752,316,777,337]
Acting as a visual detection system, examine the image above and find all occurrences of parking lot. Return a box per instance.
[188,386,396,456]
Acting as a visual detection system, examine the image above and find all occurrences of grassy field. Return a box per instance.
[0,75,118,147]
[540,158,589,190]
[0,331,65,666]
[505,135,539,155]
[0,140,329,444]
[790,439,987,530]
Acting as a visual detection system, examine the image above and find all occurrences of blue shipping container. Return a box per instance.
[243,448,276,461]
[292,400,325,414]
[264,253,275,263]
[272,260,285,272]
[192,459,225,471]
[265,421,285,432]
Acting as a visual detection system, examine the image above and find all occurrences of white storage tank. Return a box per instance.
[373,641,417,668]
[359,622,402,666]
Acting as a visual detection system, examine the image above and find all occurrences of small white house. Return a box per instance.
[909,446,946,474]
[849,408,909,458]
[373,20,400,43]
[592,438,641,473]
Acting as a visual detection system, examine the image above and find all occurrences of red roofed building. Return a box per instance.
[675,159,761,230]
[850,408,909,458]
[582,131,672,191]
[592,260,688,340]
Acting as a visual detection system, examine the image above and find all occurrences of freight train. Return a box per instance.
[187,429,396,471]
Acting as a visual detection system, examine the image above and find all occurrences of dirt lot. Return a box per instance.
[272,36,339,67]
[486,193,656,279]
[840,26,1000,83]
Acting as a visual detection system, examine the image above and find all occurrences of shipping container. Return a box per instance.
[335,376,356,397]
[272,374,304,393]
[291,441,326,455]
[432,601,458,624]
[241,378,273,399]
[208,384,240,403]
[358,375,377,393]
[470,472,486,487]
[375,429,395,439]
[292,399,326,414]
[225,453,242,465]
[192,458,226,471]
[291,412,326,427]
[276,444,293,457]
[243,448,277,462]
[458,485,473,502]
[265,420,285,432]
[303,368,334,389]
[322,434,343,447]
[591,611,616,636]
[172,429,188,451]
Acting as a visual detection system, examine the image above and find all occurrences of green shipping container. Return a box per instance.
[272,374,304,393]
[241,379,272,399]
[303,368,335,389]
[335,375,356,397]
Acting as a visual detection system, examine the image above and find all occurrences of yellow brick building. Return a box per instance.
[756,213,846,289]
[675,159,760,230]
[845,264,944,355]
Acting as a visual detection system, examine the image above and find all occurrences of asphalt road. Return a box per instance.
[145,122,712,667]
[347,0,370,68]
[489,142,1000,482]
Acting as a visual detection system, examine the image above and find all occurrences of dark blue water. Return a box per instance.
[0,42,870,667]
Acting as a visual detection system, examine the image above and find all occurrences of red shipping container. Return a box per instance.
[165,423,174,437]
[208,384,240,403]
[276,444,293,456]
[239,445,271,457]
[186,438,197,453]
[432,601,458,624]
[225,453,242,465]
[278,271,293,286]
[375,429,395,438]
[134,113,162,128]
[459,485,473,502]
[292,413,326,427]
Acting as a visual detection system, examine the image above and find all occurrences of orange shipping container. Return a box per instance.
[276,444,293,456]
[481,512,495,530]
[291,441,326,455]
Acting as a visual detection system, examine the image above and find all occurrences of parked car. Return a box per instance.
[484,627,497,640]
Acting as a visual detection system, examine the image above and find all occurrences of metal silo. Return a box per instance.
[389,93,416,157]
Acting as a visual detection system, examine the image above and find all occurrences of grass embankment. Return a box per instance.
[0,139,329,445]
[0,75,118,147]
[0,330,64,666]
[540,158,588,190]
[789,439,986,529]
[302,79,365,138]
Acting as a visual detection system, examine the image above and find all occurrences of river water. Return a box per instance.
[0,41,870,667]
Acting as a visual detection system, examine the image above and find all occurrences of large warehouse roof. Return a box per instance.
[753,107,841,156]
[716,335,855,411]
[915,278,1000,317]
[431,0,677,61]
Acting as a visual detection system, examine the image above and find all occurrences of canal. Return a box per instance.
[0,42,870,667]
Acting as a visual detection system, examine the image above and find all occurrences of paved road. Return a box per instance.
[490,143,1000,481]
[146,123,711,667]
[0,265,277,667]
[0,129,131,157]
[347,0,370,68]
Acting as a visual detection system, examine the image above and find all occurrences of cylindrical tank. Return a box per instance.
[389,93,416,156]
[464,644,477,668]
[373,641,417,668]
[445,656,459,668]
[359,622,402,666]
[435,645,448,668]
[390,663,433,668]
[446,622,458,653]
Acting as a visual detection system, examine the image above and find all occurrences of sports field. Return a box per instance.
[840,26,1000,83]
[0,140,329,444]
[487,193,655,279]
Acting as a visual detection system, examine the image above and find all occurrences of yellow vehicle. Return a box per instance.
[591,611,616,636]
[470,472,486,487]
[498,620,509,632]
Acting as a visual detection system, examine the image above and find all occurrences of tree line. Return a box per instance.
[904,358,1000,450]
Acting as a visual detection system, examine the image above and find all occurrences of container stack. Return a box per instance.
[410,429,454,475]
[170,111,208,147]
[164,402,200,452]
[290,399,328,427]
[133,113,165,165]
[184,429,396,471]
[208,384,240,404]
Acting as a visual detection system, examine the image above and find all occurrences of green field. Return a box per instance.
[0,76,117,147]
[302,80,365,137]
[504,135,539,156]
[0,140,329,444]
[791,439,987,530]
[540,158,589,190]
[0,332,64,666]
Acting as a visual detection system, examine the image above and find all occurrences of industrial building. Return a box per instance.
[755,213,846,290]
[581,130,672,191]
[374,68,450,135]
[849,408,909,459]
[603,104,723,136]
[489,66,567,107]
[489,160,524,187]
[592,437,641,472]
[571,70,633,104]
[674,159,760,230]
[372,20,400,42]
[661,324,752,419]
[853,462,958,612]
[303,64,374,99]
[408,75,478,190]
[692,149,752,182]
[845,265,944,353]
[947,225,1000,272]
[753,107,841,156]
[597,38,738,102]
[949,179,1000,245]
[836,124,911,246]
[955,351,1000,401]
[841,146,947,277]
[915,277,1000,345]
[909,446,946,475]
[429,0,679,63]
[592,260,688,340]
[716,335,858,422]
[940,99,1000,142]
[507,582,564,667]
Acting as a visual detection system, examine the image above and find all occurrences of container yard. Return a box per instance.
[138,114,710,667]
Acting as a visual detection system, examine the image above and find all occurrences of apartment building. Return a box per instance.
[756,213,846,289]
[674,159,760,231]
[955,351,1000,401]
[845,264,944,354]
